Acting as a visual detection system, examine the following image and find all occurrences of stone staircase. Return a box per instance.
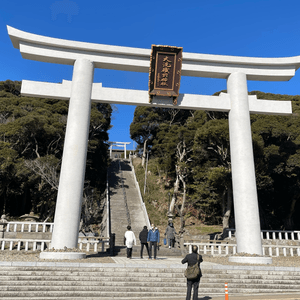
[1,263,300,299]
[108,158,182,257]
[108,159,149,247]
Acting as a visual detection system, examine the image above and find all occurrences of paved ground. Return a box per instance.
[112,256,215,268]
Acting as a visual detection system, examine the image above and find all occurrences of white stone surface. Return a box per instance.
[228,72,263,255]
[229,256,273,264]
[51,58,94,249]
[40,252,86,260]
[21,80,292,115]
[8,25,300,81]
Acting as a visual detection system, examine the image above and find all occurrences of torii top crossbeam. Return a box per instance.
[7,25,300,81]
[7,26,296,116]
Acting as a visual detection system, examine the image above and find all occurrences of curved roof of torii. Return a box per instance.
[7,26,300,82]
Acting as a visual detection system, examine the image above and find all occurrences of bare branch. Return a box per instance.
[24,159,59,190]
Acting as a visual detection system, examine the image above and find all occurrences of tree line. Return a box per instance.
[130,91,300,232]
[0,80,112,231]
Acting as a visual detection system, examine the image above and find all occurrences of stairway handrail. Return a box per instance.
[119,160,131,226]
[129,157,151,228]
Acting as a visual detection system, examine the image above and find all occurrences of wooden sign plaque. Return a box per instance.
[149,45,183,104]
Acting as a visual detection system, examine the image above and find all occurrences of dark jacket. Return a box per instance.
[139,228,148,243]
[181,252,203,280]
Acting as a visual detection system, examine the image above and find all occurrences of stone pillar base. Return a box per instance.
[229,256,272,264]
[40,252,86,260]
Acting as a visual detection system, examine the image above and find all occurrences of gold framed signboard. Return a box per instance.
[149,45,183,105]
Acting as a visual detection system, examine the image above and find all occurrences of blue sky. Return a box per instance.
[1,0,300,150]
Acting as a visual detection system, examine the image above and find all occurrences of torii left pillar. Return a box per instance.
[51,58,94,249]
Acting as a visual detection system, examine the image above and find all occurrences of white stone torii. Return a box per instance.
[109,141,131,159]
[7,26,300,261]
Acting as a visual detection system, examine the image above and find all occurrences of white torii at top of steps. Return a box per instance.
[7,25,300,81]
[21,79,292,116]
[109,142,131,145]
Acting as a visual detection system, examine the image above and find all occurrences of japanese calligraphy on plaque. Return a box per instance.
[149,45,183,105]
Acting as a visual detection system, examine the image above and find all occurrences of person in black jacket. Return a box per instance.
[139,226,150,259]
[181,245,203,300]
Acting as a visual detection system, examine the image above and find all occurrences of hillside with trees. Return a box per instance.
[130,91,300,234]
[0,80,112,231]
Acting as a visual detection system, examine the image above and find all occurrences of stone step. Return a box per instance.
[2,265,300,276]
[2,278,300,287]
[1,267,300,281]
[0,288,299,298]
[0,291,186,298]
[1,276,300,289]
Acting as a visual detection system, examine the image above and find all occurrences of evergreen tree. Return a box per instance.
[0,80,112,226]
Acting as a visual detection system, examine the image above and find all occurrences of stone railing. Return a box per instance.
[78,236,110,252]
[262,244,300,257]
[0,238,50,251]
[185,242,237,256]
[226,228,300,240]
[1,221,110,253]
[0,236,110,253]
[6,221,54,233]
[185,242,300,257]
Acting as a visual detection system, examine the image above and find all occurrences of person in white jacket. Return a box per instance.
[124,225,136,258]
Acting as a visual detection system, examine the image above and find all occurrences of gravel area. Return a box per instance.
[0,250,115,263]
[204,255,300,267]
[1,250,300,267]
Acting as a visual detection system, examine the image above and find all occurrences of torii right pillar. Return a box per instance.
[227,72,264,259]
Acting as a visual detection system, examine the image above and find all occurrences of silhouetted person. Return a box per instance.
[139,225,150,259]
[124,225,136,258]
[147,224,160,259]
[182,245,203,300]
[165,222,176,248]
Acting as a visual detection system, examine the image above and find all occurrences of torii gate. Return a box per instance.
[109,142,131,159]
[7,26,300,262]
